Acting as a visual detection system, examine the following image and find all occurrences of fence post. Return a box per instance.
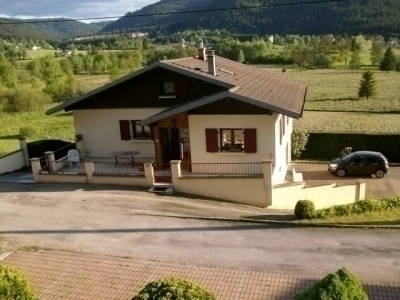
[85,161,94,183]
[44,151,55,173]
[170,160,181,186]
[262,160,273,206]
[30,158,41,182]
[144,162,154,187]
[19,138,30,167]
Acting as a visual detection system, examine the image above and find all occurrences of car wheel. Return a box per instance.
[336,169,346,177]
[375,169,385,178]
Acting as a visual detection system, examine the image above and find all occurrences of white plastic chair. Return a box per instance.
[67,149,80,167]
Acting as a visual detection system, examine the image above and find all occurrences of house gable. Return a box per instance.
[66,67,227,111]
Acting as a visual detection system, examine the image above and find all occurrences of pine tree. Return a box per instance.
[380,48,396,72]
[358,70,376,99]
[237,49,245,63]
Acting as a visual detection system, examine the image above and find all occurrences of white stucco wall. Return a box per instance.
[0,150,25,174]
[189,114,292,184]
[272,114,292,185]
[73,108,164,159]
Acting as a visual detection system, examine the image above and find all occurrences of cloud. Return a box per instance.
[0,0,157,20]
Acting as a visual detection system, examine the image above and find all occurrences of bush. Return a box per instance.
[291,130,309,159]
[0,265,37,300]
[293,267,368,300]
[298,133,400,163]
[294,200,315,219]
[0,87,51,112]
[132,277,216,300]
[27,139,72,158]
[19,125,40,138]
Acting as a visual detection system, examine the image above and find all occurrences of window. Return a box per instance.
[205,128,256,153]
[279,116,283,145]
[132,120,151,139]
[352,156,364,164]
[119,120,151,140]
[161,82,175,96]
[221,129,244,152]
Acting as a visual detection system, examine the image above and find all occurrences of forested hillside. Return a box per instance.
[0,18,100,40]
[102,0,400,36]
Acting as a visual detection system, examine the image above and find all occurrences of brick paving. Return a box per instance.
[1,251,400,300]
[291,163,400,199]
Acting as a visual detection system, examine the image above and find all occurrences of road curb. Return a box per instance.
[0,252,13,262]
[133,213,400,229]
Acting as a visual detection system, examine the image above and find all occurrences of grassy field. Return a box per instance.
[0,110,74,155]
[266,67,400,112]
[26,50,88,58]
[294,111,400,133]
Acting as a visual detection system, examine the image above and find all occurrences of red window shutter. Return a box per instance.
[205,129,219,152]
[119,120,131,140]
[244,128,257,153]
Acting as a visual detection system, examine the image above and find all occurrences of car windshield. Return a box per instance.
[341,153,354,160]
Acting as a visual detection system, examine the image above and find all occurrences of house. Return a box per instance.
[46,47,307,187]
[32,45,42,51]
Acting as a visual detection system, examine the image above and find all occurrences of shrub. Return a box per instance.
[27,139,72,158]
[0,87,51,112]
[293,267,368,300]
[312,197,400,219]
[291,130,309,159]
[294,200,315,219]
[132,277,216,300]
[19,125,40,138]
[0,265,37,300]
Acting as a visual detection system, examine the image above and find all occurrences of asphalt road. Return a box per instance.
[1,183,399,283]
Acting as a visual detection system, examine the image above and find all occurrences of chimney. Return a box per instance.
[207,50,216,76]
[198,40,206,61]
[198,47,206,61]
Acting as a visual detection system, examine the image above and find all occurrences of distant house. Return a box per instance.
[266,35,274,43]
[59,50,72,56]
[32,45,42,51]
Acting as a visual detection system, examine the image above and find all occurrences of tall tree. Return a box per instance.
[358,70,376,99]
[380,48,396,72]
[349,52,361,69]
[370,42,384,66]
[237,49,245,63]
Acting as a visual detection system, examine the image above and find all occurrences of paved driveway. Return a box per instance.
[291,163,400,198]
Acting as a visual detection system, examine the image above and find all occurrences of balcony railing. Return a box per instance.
[53,143,77,160]
[40,160,85,174]
[180,163,262,176]
[93,162,142,175]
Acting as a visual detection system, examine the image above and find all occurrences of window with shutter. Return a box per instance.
[205,129,219,152]
[119,120,131,140]
[243,128,257,153]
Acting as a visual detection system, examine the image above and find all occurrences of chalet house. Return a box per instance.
[47,48,307,185]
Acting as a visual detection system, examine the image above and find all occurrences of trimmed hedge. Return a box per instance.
[132,277,216,300]
[27,139,73,159]
[0,265,37,300]
[299,133,400,162]
[294,200,315,219]
[293,267,368,300]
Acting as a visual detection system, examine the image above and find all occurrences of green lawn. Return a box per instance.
[266,67,400,112]
[294,111,400,133]
[0,109,75,155]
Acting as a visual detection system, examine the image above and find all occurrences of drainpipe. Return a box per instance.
[207,50,216,76]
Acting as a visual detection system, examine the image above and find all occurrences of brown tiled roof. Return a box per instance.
[161,55,307,118]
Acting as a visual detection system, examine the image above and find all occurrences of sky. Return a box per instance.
[0,0,158,22]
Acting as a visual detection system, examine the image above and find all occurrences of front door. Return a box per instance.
[160,128,181,164]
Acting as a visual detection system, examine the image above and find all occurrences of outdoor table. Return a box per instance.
[108,151,140,167]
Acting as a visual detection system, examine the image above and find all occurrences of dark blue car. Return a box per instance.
[328,151,389,178]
